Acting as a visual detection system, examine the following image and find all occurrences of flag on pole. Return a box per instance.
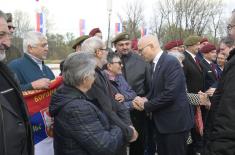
[36,12,46,34]
[115,23,121,33]
[79,19,86,36]
[140,27,147,37]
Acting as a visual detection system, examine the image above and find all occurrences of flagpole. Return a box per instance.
[107,0,112,48]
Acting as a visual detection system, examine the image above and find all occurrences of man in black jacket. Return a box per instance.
[0,10,33,155]
[204,9,235,155]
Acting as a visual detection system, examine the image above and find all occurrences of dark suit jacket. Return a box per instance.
[145,52,194,134]
[183,51,204,93]
[200,59,218,90]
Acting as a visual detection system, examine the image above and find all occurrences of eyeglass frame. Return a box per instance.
[138,44,151,53]
[111,61,122,65]
[8,25,16,30]
[227,24,235,31]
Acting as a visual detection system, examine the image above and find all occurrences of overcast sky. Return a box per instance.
[1,0,235,39]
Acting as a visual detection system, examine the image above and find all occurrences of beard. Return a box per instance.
[0,50,6,61]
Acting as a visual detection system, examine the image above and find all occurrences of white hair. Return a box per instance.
[23,31,47,53]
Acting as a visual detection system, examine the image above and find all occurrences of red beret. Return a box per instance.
[200,43,216,53]
[200,38,208,44]
[89,28,101,37]
[176,40,183,46]
[131,38,138,50]
[164,41,178,50]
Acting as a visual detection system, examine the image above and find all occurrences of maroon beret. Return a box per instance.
[89,28,101,37]
[200,38,208,44]
[176,40,183,46]
[164,41,178,50]
[200,43,216,53]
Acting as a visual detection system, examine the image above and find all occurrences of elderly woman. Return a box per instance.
[49,52,124,155]
[104,52,137,110]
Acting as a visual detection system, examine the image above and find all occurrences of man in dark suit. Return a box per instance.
[0,10,33,155]
[183,35,205,155]
[199,43,218,92]
[133,35,193,155]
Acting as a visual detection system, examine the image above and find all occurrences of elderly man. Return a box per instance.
[8,31,55,155]
[204,9,235,155]
[0,10,33,155]
[219,36,235,58]
[81,36,138,155]
[4,13,22,63]
[134,35,193,155]
[9,31,55,91]
[112,32,152,155]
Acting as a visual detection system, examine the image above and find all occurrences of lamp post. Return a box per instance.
[107,0,112,48]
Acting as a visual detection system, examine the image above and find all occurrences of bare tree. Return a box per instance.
[118,0,145,39]
[151,0,224,44]
[13,10,33,38]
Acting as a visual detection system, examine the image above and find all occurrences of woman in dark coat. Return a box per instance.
[50,52,124,155]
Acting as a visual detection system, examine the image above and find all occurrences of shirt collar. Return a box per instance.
[153,50,163,64]
[26,53,43,70]
[186,50,196,59]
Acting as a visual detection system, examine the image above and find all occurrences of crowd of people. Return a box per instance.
[1,8,235,155]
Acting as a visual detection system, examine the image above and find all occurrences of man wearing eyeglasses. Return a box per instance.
[0,10,34,155]
[112,32,152,155]
[4,13,23,63]
[204,9,235,155]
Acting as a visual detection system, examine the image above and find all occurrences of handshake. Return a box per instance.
[132,96,148,111]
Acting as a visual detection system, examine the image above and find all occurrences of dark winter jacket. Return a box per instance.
[204,48,235,155]
[49,84,124,155]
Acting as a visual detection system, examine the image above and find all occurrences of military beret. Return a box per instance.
[6,13,12,22]
[176,40,184,46]
[200,37,208,44]
[164,41,178,50]
[184,35,201,46]
[89,28,101,37]
[72,35,89,49]
[200,43,216,53]
[112,32,130,44]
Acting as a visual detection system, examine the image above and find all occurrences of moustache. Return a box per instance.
[0,44,9,51]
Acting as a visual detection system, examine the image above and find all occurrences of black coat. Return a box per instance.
[0,62,34,155]
[87,67,133,142]
[204,48,235,155]
[183,51,204,93]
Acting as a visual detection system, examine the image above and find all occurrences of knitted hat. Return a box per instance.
[200,43,216,53]
[184,35,201,46]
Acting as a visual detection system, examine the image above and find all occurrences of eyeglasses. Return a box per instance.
[138,44,151,53]
[111,61,122,65]
[32,43,48,49]
[8,25,16,30]
[227,24,235,31]
[99,48,107,51]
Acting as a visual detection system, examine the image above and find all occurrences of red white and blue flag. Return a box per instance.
[140,27,147,37]
[115,23,121,33]
[79,19,86,36]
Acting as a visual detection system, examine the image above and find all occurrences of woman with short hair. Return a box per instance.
[50,52,124,155]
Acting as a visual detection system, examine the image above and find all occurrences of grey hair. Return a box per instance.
[220,36,235,48]
[0,10,7,20]
[63,52,96,86]
[168,51,185,61]
[81,36,104,55]
[23,31,47,53]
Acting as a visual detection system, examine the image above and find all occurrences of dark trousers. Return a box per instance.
[129,111,146,155]
[155,130,188,155]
